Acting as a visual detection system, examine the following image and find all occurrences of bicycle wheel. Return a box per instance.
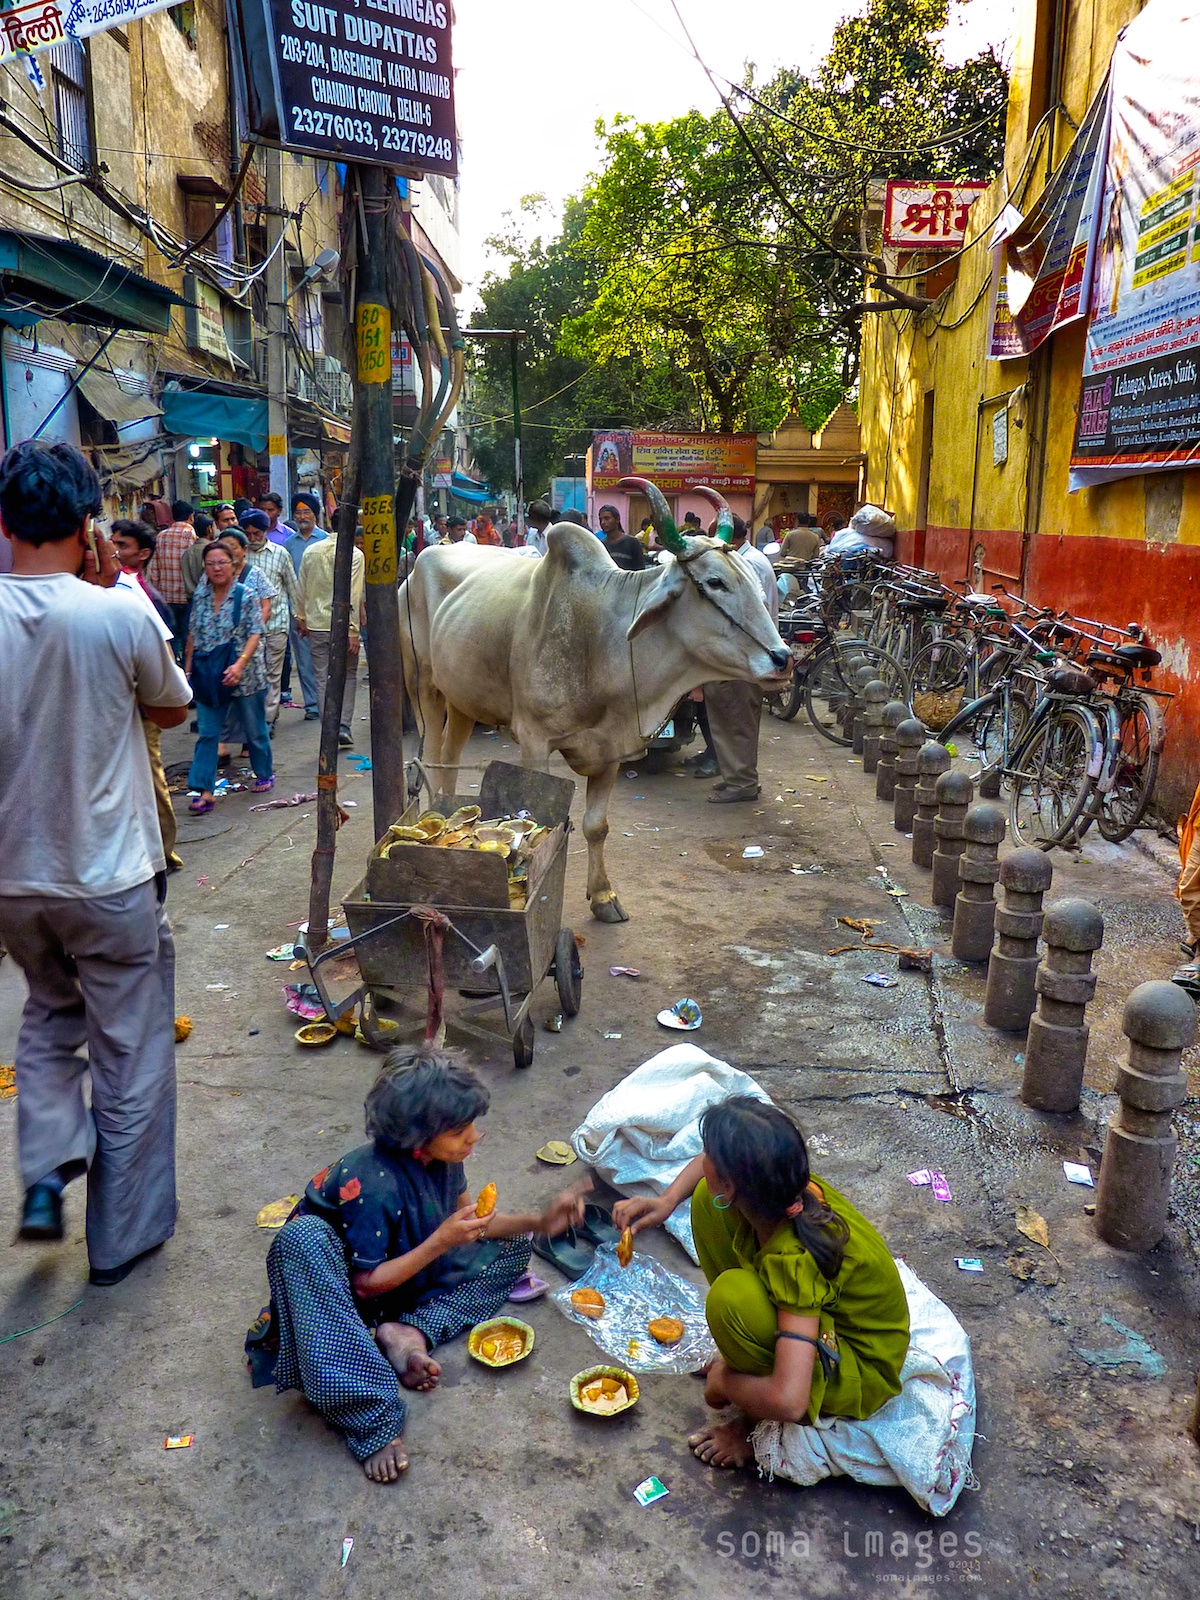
[1008,702,1101,849]
[974,687,1033,766]
[766,672,803,721]
[1098,696,1164,841]
[803,642,910,745]
[910,637,970,695]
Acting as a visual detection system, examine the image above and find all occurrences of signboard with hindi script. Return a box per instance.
[883,181,989,250]
[0,0,180,66]
[231,0,457,178]
[590,431,756,493]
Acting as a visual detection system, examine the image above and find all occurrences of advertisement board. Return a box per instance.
[1070,1,1200,488]
[882,182,988,250]
[590,431,756,493]
[232,0,456,177]
[990,86,1109,360]
[0,0,180,66]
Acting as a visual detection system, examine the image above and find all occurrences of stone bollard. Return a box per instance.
[893,719,924,833]
[984,849,1053,1031]
[875,702,908,802]
[851,666,876,756]
[931,770,974,908]
[1094,982,1195,1252]
[861,681,889,775]
[951,802,1007,962]
[1019,899,1104,1113]
[912,742,951,869]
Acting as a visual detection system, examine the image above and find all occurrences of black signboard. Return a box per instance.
[232,0,456,177]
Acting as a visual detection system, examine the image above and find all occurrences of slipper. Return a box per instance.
[188,798,215,815]
[251,777,275,794]
[576,1203,621,1249]
[507,1269,549,1303]
[530,1225,595,1281]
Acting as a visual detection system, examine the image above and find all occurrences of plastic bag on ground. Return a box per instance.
[751,1259,977,1516]
[569,1044,771,1261]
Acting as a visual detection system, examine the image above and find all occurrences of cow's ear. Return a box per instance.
[626,562,686,641]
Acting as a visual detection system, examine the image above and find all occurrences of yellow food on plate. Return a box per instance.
[571,1288,606,1320]
[480,1330,526,1363]
[617,1227,634,1268]
[475,1182,497,1218]
[648,1317,685,1345]
[581,1377,629,1413]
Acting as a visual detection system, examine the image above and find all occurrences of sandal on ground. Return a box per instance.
[576,1203,622,1249]
[188,797,215,815]
[251,777,275,793]
[530,1226,595,1281]
[507,1269,549,1303]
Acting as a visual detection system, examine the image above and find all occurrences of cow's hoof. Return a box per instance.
[591,896,629,924]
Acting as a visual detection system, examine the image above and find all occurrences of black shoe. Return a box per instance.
[691,755,720,778]
[18,1182,63,1242]
[338,730,354,748]
[88,1241,164,1287]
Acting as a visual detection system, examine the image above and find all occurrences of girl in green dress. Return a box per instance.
[613,1096,910,1468]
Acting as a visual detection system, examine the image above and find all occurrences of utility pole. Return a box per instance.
[265,146,289,507]
[463,328,525,536]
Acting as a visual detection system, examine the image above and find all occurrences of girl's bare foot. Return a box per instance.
[688,1416,755,1469]
[363,1437,408,1483]
[376,1322,442,1390]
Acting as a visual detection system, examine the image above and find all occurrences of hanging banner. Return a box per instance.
[989,85,1110,360]
[882,182,988,250]
[1070,0,1200,489]
[590,431,756,493]
[0,0,180,64]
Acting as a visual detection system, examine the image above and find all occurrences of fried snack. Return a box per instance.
[648,1316,685,1345]
[617,1226,634,1267]
[475,1182,497,1219]
[571,1288,606,1320]
[174,1015,192,1043]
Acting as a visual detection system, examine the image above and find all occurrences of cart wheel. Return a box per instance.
[513,1014,536,1070]
[554,927,583,1017]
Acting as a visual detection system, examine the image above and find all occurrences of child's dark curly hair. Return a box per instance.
[364,1047,490,1153]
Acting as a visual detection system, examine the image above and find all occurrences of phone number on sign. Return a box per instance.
[289,106,452,159]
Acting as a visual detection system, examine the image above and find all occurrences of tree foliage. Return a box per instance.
[467,0,1007,493]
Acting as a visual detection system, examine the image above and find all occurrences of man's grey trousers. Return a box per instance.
[0,878,177,1270]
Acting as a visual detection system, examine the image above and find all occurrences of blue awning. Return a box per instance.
[0,231,184,335]
[450,469,491,504]
[161,388,268,452]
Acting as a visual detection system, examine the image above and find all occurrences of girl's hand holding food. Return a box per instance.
[612,1194,674,1236]
[431,1202,491,1254]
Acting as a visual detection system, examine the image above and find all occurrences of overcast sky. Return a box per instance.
[452,0,1015,304]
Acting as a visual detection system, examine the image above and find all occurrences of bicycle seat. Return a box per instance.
[897,594,948,614]
[1047,667,1098,696]
[1113,642,1161,669]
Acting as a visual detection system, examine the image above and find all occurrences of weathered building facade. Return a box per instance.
[858,0,1200,817]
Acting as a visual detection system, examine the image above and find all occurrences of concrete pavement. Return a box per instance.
[2,698,1200,1598]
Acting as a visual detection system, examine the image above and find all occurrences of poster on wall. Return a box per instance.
[883,182,989,249]
[1069,0,1200,489]
[590,431,756,492]
[989,85,1110,360]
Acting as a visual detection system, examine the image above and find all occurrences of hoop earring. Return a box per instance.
[712,1192,733,1211]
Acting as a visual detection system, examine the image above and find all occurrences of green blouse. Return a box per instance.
[724,1177,910,1421]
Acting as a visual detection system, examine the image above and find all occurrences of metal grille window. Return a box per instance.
[49,41,91,171]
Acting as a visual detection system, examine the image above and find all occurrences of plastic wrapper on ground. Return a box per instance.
[551,1243,717,1375]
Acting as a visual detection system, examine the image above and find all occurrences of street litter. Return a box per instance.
[249,790,319,812]
[908,1170,951,1201]
[205,983,229,991]
[956,1259,984,1273]
[610,966,642,979]
[863,973,898,988]
[285,984,327,1022]
[657,998,702,1031]
[887,887,909,898]
[196,876,209,886]
[602,1031,622,1040]
[266,944,296,962]
[544,1013,563,1033]
[0,1064,16,1101]
[536,1140,577,1166]
[742,845,764,858]
[1015,1205,1051,1250]
[804,775,829,783]
[213,923,229,931]
[1063,1162,1094,1187]
[255,1197,300,1231]
[1074,1316,1166,1379]
[164,1435,193,1449]
[174,1017,192,1042]
[343,800,358,807]
[898,949,932,972]
[633,1476,669,1507]
[341,1537,354,1567]
[908,1170,933,1185]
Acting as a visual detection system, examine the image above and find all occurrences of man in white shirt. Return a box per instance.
[0,442,192,1283]
[296,531,365,747]
[703,515,780,803]
[243,509,300,729]
[522,498,553,557]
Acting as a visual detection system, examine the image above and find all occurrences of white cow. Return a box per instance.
[399,521,789,921]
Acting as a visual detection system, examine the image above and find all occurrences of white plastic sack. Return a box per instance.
[570,1044,771,1260]
[752,1259,977,1516]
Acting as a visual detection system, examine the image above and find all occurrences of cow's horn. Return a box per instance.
[616,476,687,555]
[693,484,735,544]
